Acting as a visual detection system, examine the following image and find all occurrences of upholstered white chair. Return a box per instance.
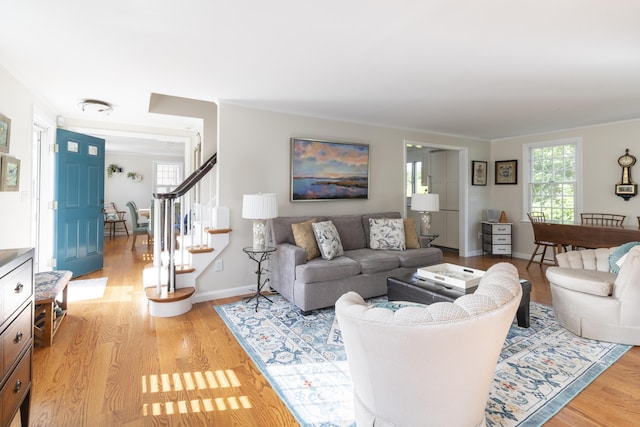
[335,263,522,427]
[546,245,640,346]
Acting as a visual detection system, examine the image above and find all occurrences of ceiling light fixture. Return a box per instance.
[78,99,113,114]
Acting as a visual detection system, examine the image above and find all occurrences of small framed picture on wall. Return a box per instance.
[0,113,10,154]
[495,160,517,185]
[471,161,487,186]
[0,155,20,191]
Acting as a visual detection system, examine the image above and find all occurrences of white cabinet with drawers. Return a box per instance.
[482,221,512,256]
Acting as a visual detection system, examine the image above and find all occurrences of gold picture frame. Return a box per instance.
[290,138,369,201]
[0,155,20,191]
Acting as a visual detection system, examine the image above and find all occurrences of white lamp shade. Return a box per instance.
[411,193,439,212]
[242,193,278,219]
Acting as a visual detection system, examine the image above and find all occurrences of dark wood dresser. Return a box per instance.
[0,248,34,427]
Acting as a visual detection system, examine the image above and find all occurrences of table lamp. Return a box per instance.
[411,193,440,235]
[242,193,278,250]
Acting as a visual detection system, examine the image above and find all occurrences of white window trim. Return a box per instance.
[152,160,183,194]
[521,137,583,223]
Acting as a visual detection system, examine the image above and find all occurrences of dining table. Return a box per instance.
[533,222,640,251]
[138,208,150,219]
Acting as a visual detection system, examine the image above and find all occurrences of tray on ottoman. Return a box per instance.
[416,263,485,289]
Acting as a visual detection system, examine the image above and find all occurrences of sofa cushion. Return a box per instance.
[404,218,420,249]
[361,212,402,248]
[383,247,442,268]
[344,249,400,274]
[327,215,366,250]
[369,218,406,250]
[296,256,361,284]
[546,267,615,296]
[292,218,320,261]
[272,215,328,245]
[312,221,345,260]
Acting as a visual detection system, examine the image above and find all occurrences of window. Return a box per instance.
[154,162,182,193]
[523,138,581,223]
[406,161,429,199]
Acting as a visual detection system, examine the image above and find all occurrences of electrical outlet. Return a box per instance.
[478,231,482,240]
[214,259,223,272]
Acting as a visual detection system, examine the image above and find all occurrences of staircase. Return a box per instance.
[142,153,229,317]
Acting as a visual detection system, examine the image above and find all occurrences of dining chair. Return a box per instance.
[127,201,151,251]
[128,200,149,227]
[581,213,626,226]
[103,202,129,239]
[526,212,560,269]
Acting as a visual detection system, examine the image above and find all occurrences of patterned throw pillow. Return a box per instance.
[403,218,420,249]
[104,202,119,221]
[369,218,406,250]
[292,219,321,261]
[104,203,118,215]
[312,221,344,260]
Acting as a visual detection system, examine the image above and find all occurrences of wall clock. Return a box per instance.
[615,148,637,201]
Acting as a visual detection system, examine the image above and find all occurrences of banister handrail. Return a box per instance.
[153,153,217,200]
[150,152,217,295]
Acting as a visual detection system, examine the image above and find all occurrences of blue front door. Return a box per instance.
[54,129,105,276]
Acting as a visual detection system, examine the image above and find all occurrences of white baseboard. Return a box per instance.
[466,250,528,260]
[192,285,256,304]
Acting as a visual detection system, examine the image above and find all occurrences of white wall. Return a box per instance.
[197,103,490,294]
[104,152,183,229]
[0,66,56,250]
[22,59,640,298]
[491,118,640,260]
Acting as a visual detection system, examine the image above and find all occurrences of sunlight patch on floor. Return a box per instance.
[141,369,253,416]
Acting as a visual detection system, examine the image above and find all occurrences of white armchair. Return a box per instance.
[335,263,522,427]
[546,246,640,346]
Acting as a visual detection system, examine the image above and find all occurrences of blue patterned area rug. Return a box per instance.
[215,296,630,427]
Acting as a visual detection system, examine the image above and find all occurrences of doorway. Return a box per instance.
[32,112,56,272]
[405,141,470,256]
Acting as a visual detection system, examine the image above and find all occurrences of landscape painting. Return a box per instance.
[291,138,369,201]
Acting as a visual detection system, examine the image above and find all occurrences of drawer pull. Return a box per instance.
[14,332,23,343]
[14,282,24,293]
[14,380,22,393]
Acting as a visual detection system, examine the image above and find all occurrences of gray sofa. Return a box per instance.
[270,212,443,313]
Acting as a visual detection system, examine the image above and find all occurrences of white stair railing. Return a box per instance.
[151,153,217,293]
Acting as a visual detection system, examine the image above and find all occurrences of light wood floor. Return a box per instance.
[29,237,639,426]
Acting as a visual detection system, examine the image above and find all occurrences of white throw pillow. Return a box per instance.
[312,221,344,260]
[369,218,406,250]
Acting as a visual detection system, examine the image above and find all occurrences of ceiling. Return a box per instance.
[1,1,640,141]
[93,133,186,157]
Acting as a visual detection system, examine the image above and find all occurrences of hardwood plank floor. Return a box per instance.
[29,238,639,426]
